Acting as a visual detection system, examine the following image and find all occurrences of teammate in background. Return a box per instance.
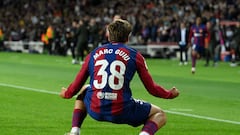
[60,19,179,135]
[188,17,207,74]
[176,22,189,65]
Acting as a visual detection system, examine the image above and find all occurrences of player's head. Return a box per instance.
[196,17,202,26]
[107,19,132,43]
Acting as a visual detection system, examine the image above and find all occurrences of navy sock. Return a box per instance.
[72,109,87,128]
[141,120,158,135]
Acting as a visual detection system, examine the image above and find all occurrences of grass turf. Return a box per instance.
[0,52,239,135]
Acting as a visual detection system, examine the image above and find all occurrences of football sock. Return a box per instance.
[70,127,80,134]
[139,131,150,135]
[191,55,196,68]
[72,109,87,128]
[140,120,158,135]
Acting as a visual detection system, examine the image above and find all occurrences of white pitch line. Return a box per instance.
[0,82,59,95]
[0,82,240,125]
[165,110,240,125]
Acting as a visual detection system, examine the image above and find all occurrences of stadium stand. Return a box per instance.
[0,0,239,58]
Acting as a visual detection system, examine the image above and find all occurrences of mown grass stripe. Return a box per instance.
[1,82,239,125]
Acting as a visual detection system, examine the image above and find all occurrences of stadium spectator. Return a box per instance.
[176,21,189,65]
[188,17,207,74]
[60,19,179,135]
[0,0,240,64]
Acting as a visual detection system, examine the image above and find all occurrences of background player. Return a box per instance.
[60,19,179,135]
[188,17,207,73]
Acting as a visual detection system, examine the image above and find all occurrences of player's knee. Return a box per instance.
[74,99,86,110]
[156,110,167,125]
[150,108,167,127]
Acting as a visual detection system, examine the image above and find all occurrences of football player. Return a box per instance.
[60,19,179,135]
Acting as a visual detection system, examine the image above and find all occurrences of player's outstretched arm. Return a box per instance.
[60,87,68,98]
[60,55,91,99]
[136,52,180,99]
[60,84,90,99]
[167,87,180,99]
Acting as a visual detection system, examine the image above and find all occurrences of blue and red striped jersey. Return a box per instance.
[188,24,207,47]
[64,42,174,115]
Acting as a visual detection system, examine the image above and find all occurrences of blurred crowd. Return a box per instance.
[0,0,239,62]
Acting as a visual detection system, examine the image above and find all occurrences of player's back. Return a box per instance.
[85,42,140,117]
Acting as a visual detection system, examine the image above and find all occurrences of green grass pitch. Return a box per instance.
[0,52,239,135]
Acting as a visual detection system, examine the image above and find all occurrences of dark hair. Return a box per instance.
[107,19,132,42]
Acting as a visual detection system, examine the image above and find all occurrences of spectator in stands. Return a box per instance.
[1,0,240,60]
[141,21,150,45]
[176,22,189,66]
[188,17,207,74]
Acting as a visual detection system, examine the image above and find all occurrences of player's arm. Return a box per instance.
[136,53,179,99]
[60,54,91,99]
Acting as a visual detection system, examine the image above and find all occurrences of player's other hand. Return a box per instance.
[60,87,67,98]
[169,87,179,99]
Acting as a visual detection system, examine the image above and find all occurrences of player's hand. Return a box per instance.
[60,87,67,98]
[169,87,179,99]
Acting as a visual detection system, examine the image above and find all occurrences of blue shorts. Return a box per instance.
[84,96,151,127]
[192,44,204,55]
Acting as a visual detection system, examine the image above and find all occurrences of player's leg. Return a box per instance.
[139,104,166,135]
[205,48,210,66]
[191,49,197,74]
[67,85,89,135]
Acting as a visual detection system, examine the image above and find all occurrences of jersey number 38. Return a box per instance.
[93,59,126,90]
